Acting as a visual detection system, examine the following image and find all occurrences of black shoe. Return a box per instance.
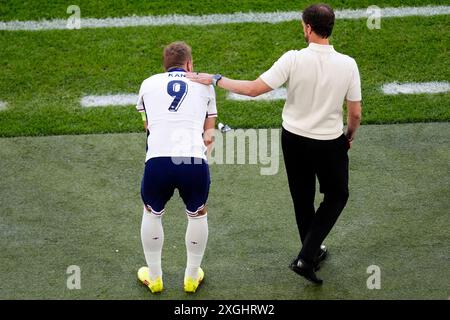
[313,245,328,271]
[289,258,323,285]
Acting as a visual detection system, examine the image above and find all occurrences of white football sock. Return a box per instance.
[185,214,208,280]
[141,209,164,280]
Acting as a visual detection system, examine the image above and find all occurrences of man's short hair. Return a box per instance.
[302,3,335,39]
[163,41,192,71]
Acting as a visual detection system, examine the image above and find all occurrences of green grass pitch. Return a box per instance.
[2,0,449,21]
[0,0,449,300]
[0,123,449,299]
[0,1,449,137]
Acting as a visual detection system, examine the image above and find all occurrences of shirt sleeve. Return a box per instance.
[136,82,145,112]
[206,85,218,118]
[259,50,294,89]
[346,60,362,102]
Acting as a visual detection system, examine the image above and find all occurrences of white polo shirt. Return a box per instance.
[260,43,361,140]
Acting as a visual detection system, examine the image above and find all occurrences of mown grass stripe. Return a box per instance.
[80,81,450,107]
[1,6,449,31]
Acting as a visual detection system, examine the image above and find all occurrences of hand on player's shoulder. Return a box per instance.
[186,72,213,85]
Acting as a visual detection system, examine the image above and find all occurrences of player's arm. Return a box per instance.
[203,86,218,154]
[187,73,272,97]
[345,100,362,148]
[136,83,148,132]
[203,116,215,149]
[139,111,147,132]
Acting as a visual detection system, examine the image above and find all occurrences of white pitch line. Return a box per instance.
[228,88,287,101]
[80,90,288,107]
[0,101,8,111]
[382,82,450,95]
[81,94,137,107]
[82,81,450,107]
[1,6,450,31]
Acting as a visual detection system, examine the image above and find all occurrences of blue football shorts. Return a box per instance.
[140,157,210,217]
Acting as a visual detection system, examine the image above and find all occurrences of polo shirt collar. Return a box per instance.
[308,43,334,52]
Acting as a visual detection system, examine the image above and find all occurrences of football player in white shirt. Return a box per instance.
[136,42,217,293]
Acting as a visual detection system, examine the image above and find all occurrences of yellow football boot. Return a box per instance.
[137,266,163,293]
[184,267,204,293]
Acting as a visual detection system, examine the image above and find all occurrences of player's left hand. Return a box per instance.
[186,72,213,85]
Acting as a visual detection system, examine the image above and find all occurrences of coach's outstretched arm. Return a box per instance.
[187,73,272,97]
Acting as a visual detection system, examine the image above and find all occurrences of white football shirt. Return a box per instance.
[136,69,217,161]
[260,43,362,140]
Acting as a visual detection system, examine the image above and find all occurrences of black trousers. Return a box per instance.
[281,127,349,263]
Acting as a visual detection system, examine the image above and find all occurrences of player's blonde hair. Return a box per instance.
[163,41,192,71]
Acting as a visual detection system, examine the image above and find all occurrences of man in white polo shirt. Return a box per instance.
[187,3,362,284]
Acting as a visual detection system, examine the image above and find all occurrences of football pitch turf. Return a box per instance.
[1,1,449,137]
[1,0,449,301]
[1,123,449,300]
